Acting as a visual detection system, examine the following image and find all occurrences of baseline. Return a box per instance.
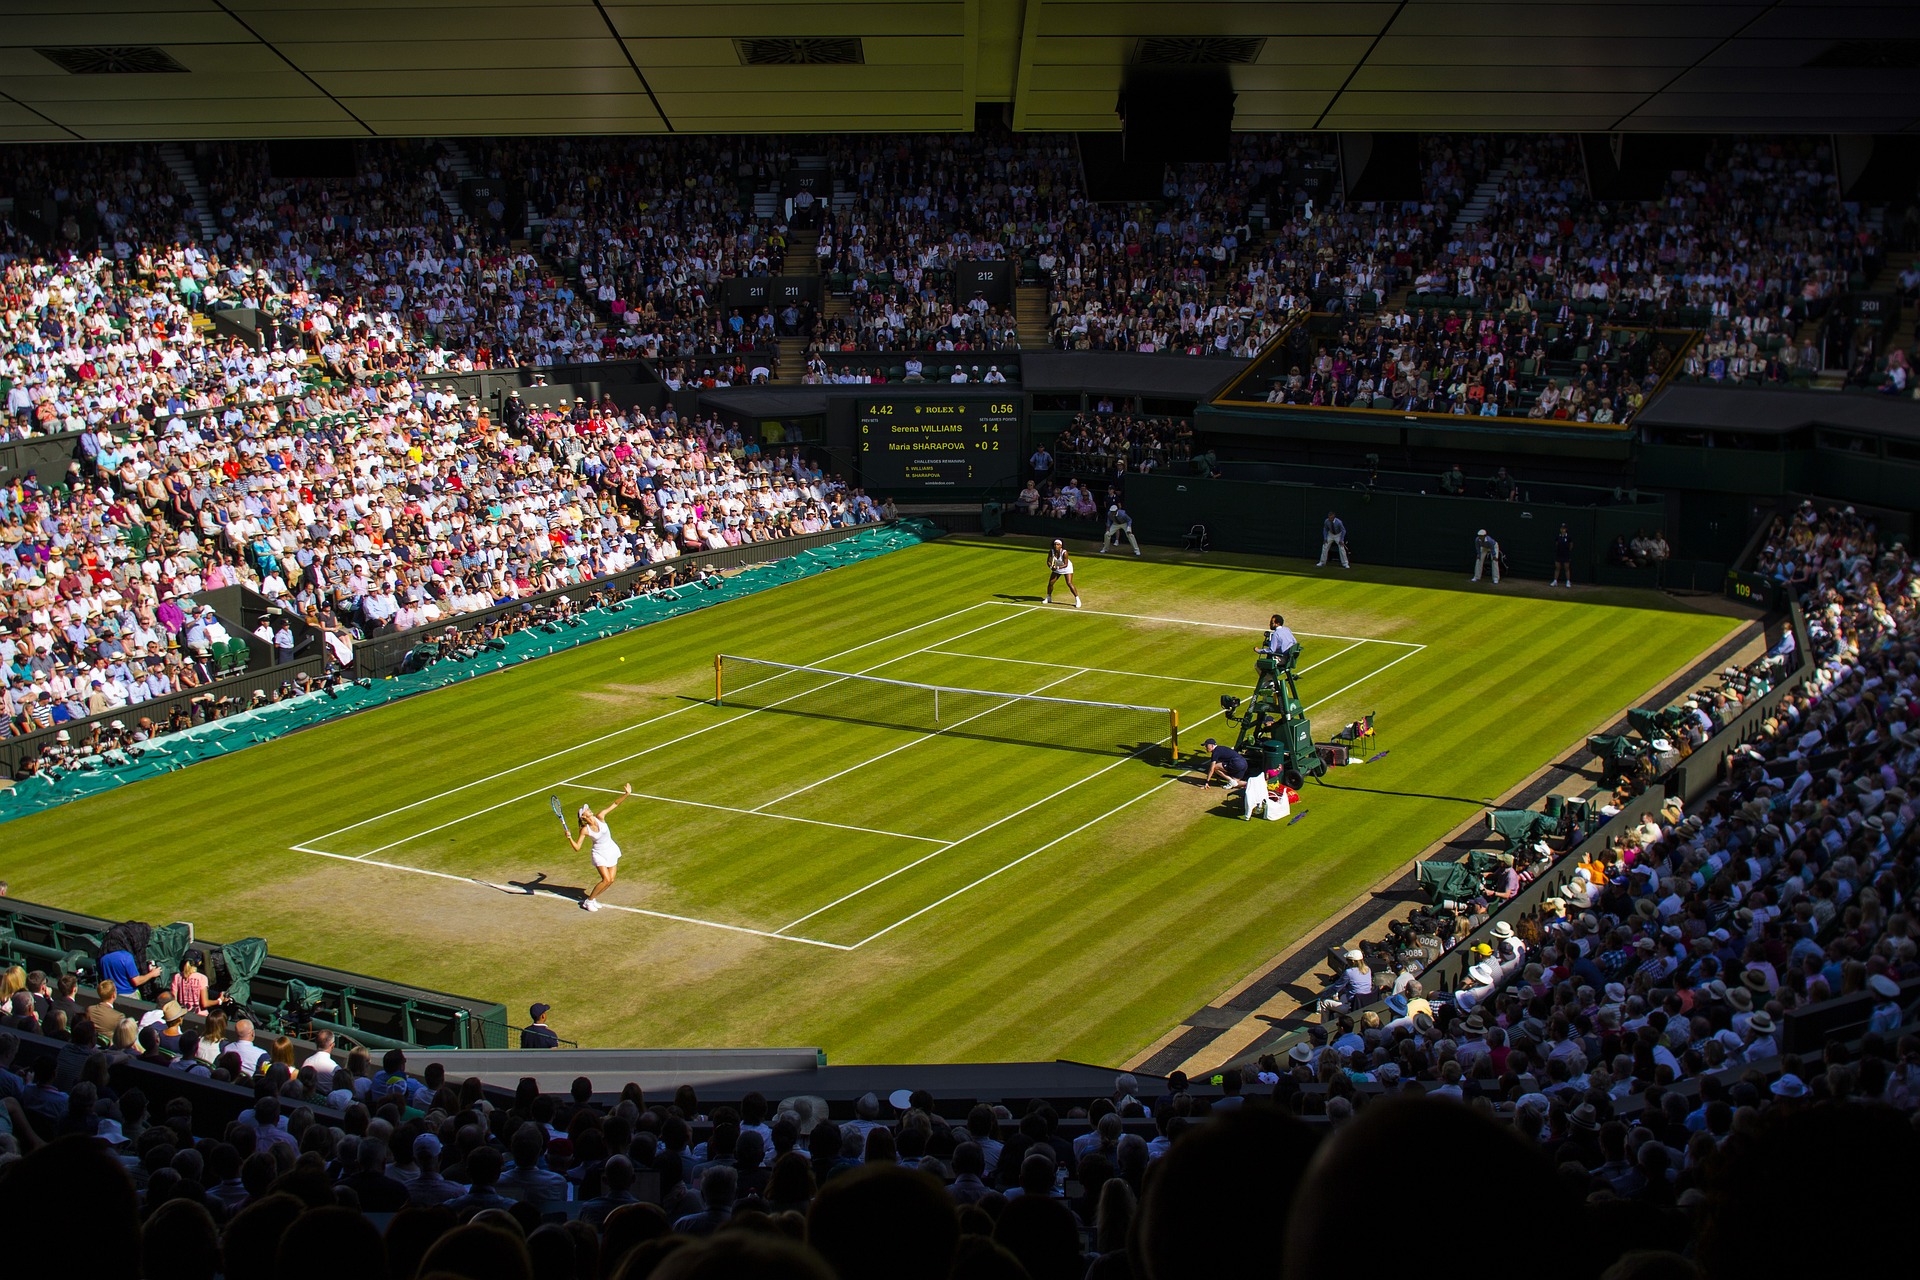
[291,847,853,949]
[990,600,1425,647]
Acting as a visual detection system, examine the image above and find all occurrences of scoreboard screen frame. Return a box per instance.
[856,397,1021,489]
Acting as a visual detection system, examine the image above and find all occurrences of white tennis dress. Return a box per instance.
[588,820,623,868]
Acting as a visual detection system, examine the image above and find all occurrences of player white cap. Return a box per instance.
[1477,529,1487,536]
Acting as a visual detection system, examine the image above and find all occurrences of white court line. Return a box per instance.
[925,650,1243,688]
[333,609,1028,863]
[772,704,1228,937]
[751,669,1083,813]
[306,601,998,845]
[992,601,1425,647]
[924,640,1364,686]
[572,784,948,845]
[823,640,1426,948]
[848,774,1191,949]
[1301,643,1426,713]
[295,846,851,950]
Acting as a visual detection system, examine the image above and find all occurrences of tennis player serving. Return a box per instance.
[569,783,634,912]
[1045,539,1082,607]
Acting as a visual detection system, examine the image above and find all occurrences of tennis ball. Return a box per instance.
[619,656,625,662]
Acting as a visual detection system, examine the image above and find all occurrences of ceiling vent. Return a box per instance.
[1804,39,1920,69]
[1133,36,1265,65]
[735,37,865,66]
[36,46,188,75]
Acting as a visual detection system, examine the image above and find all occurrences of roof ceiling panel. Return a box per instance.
[66,121,365,140]
[1036,3,1400,37]
[604,3,966,39]
[338,93,664,121]
[1,70,322,101]
[624,35,967,66]
[314,68,645,97]
[357,118,669,136]
[280,39,629,72]
[0,13,252,44]
[1322,114,1624,131]
[44,97,354,125]
[0,0,1902,137]
[1350,65,1680,93]
[244,7,611,43]
[1371,35,1722,64]
[1392,3,1764,39]
[1745,6,1920,38]
[644,65,965,93]
[1334,90,1648,116]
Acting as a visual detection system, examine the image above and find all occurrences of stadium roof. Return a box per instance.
[1,0,1916,141]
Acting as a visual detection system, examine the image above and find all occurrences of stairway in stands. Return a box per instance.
[157,143,219,244]
[1015,283,1051,349]
[433,140,478,224]
[768,229,819,385]
[1446,161,1511,241]
[1864,229,1916,368]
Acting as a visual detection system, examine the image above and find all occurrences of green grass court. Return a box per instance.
[4,537,1738,1066]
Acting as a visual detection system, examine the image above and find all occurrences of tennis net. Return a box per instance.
[714,654,1179,760]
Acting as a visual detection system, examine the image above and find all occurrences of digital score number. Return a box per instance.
[858,400,1019,487]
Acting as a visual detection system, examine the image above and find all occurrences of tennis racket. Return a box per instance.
[549,794,573,839]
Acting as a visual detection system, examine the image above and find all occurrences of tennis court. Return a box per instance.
[7,537,1737,1061]
[291,599,1424,951]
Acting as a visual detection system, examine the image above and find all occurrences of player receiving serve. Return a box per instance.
[1045,538,1082,607]
[568,783,634,912]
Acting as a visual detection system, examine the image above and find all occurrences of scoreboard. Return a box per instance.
[857,399,1020,488]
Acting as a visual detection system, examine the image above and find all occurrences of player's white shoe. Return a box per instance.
[582,899,601,912]
[1074,598,1083,608]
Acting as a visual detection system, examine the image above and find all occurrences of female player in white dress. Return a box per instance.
[569,783,633,911]
[1045,539,1082,607]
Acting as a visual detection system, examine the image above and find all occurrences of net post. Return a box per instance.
[714,654,723,705]
[1169,708,1180,759]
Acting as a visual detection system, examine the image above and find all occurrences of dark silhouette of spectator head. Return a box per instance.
[277,1206,384,1277]
[992,1195,1085,1280]
[1141,1107,1318,1280]
[142,1198,220,1280]
[598,1202,672,1279]
[1698,1105,1920,1280]
[526,1223,577,1280]
[222,1194,306,1280]
[807,1164,957,1280]
[385,1206,456,1280]
[647,1232,834,1280]
[419,1222,533,1280]
[1285,1099,1568,1280]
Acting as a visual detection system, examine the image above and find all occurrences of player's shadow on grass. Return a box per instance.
[993,593,1047,603]
[498,872,588,903]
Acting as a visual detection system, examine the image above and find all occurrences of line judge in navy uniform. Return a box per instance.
[1202,737,1251,790]
[521,1002,559,1049]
